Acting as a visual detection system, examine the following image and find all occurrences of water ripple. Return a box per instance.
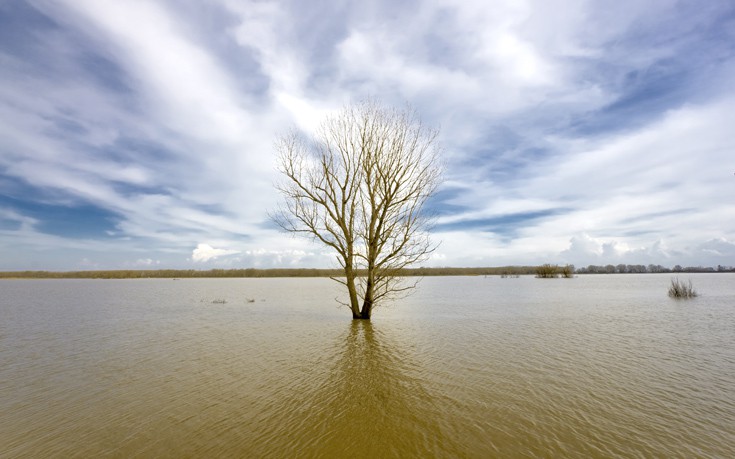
[1,275,734,457]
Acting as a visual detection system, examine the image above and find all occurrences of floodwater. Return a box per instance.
[1,274,734,457]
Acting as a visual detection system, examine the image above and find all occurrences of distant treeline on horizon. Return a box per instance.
[574,263,734,274]
[0,264,732,279]
[0,267,534,279]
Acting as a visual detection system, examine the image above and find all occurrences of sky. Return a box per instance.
[1,0,734,271]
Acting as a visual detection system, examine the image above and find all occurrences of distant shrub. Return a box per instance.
[668,278,697,299]
[500,268,521,278]
[535,264,575,279]
[536,264,559,278]
[211,298,227,304]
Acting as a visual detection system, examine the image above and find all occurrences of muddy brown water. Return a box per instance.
[2,275,734,457]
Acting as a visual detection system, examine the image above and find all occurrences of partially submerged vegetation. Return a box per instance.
[535,264,575,278]
[668,278,698,299]
[272,100,443,320]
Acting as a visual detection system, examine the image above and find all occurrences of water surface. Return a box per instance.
[1,275,734,457]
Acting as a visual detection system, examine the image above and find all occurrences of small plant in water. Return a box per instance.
[211,298,227,304]
[535,264,559,278]
[668,277,697,299]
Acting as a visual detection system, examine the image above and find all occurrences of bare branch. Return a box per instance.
[272,99,443,319]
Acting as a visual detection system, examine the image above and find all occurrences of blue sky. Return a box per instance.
[1,0,734,271]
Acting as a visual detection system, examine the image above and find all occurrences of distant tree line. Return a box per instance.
[0,266,540,279]
[0,268,343,279]
[1,264,731,279]
[575,264,734,274]
[405,266,541,276]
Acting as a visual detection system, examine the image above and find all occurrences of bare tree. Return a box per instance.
[273,100,442,319]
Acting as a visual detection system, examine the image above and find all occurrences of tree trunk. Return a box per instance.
[357,300,372,320]
[357,276,374,320]
[344,266,361,319]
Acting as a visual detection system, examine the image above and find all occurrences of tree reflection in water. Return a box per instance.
[247,320,456,457]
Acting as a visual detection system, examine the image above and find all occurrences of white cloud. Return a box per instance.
[561,233,605,259]
[558,234,735,268]
[192,243,240,263]
[558,233,663,266]
[134,258,160,267]
[0,208,38,232]
[697,238,735,258]
[57,0,254,143]
[1,0,734,270]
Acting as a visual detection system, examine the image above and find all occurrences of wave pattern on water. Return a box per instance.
[1,275,734,457]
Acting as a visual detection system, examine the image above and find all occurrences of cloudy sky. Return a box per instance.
[1,0,734,271]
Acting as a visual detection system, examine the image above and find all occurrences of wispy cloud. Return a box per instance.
[1,0,734,269]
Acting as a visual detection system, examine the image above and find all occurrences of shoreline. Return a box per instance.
[1,266,730,279]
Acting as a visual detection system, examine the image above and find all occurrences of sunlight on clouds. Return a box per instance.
[192,243,240,263]
[560,233,677,266]
[274,92,335,133]
[61,0,253,144]
[18,0,281,234]
[337,29,480,102]
[557,233,735,267]
[1,0,734,269]
[561,234,636,261]
[545,99,735,192]
[492,32,554,86]
[434,0,559,87]
[226,0,306,96]
[493,97,735,254]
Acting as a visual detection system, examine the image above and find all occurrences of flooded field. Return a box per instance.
[1,274,734,457]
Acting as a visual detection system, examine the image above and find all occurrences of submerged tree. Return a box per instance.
[273,100,443,319]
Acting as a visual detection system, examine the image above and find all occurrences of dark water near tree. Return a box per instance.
[1,275,734,457]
